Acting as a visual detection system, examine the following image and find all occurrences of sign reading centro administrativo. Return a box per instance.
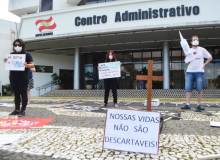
[75,5,200,26]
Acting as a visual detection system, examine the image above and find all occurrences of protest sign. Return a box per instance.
[210,121,220,127]
[179,31,196,63]
[0,118,54,129]
[0,103,13,107]
[103,109,160,155]
[98,61,121,79]
[5,54,26,71]
[0,134,22,145]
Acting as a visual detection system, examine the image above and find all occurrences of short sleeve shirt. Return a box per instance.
[10,52,34,80]
[187,47,212,72]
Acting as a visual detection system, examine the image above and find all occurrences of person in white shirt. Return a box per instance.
[181,35,212,110]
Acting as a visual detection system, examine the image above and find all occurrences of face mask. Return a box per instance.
[14,46,22,52]
[192,40,199,46]
[109,55,113,59]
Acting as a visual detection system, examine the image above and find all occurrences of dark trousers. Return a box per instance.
[104,78,118,104]
[10,78,29,111]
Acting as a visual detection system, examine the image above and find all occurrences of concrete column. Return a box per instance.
[74,47,80,89]
[163,41,170,89]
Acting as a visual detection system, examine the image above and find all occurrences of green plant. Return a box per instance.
[85,71,94,85]
[86,80,93,85]
[51,73,62,86]
[85,71,94,79]
[2,84,12,96]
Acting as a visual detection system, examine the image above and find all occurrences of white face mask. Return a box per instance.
[192,40,199,46]
[14,46,22,52]
[109,55,113,60]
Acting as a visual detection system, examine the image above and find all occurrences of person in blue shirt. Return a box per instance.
[136,71,144,89]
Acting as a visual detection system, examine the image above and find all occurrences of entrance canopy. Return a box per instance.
[25,27,220,54]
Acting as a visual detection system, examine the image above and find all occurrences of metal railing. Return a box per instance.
[95,80,104,97]
[36,80,60,97]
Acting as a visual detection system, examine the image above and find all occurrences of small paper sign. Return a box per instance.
[103,109,160,155]
[98,61,121,79]
[0,134,22,145]
[5,54,26,71]
[210,121,220,127]
[185,53,196,63]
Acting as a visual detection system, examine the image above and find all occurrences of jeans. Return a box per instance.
[136,81,143,89]
[185,72,204,92]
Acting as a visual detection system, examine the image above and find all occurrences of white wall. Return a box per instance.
[31,52,74,97]
[0,19,18,86]
[9,0,39,17]
[53,0,77,11]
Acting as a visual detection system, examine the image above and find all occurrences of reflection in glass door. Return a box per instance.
[119,63,148,89]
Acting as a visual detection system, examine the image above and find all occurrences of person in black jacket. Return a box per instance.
[98,50,121,107]
[3,39,34,117]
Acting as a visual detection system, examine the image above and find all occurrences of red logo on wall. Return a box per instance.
[35,16,57,32]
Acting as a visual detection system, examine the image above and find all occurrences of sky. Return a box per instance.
[0,0,21,23]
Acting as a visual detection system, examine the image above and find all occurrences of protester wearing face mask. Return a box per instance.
[98,50,121,107]
[181,35,212,110]
[3,39,34,117]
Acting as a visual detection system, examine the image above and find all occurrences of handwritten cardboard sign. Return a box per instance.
[103,109,160,155]
[5,54,26,71]
[98,61,121,79]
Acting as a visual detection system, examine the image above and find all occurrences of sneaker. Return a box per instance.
[9,110,20,116]
[196,104,205,110]
[18,111,25,117]
[181,104,191,110]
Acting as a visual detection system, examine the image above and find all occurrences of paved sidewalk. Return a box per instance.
[0,99,220,160]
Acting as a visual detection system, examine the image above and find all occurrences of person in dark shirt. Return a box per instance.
[98,50,121,108]
[3,39,34,117]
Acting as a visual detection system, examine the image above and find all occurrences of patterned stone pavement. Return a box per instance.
[0,99,220,160]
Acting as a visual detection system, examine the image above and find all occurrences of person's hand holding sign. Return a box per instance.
[23,62,27,68]
[3,58,7,63]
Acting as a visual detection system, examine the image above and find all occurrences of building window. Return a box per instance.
[170,49,185,89]
[85,0,114,5]
[82,47,220,89]
[40,0,53,12]
[35,65,53,73]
